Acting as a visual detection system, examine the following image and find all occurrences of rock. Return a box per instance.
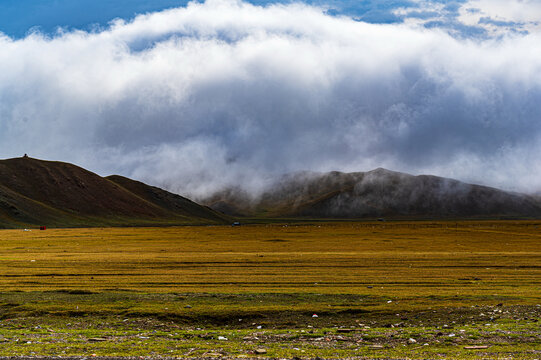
[464,345,489,349]
[312,314,319,318]
[336,328,354,333]
[367,344,384,349]
[88,337,107,342]
[218,336,228,341]
[184,305,192,308]
[254,349,267,354]
[408,338,417,344]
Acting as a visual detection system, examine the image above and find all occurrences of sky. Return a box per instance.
[0,0,541,197]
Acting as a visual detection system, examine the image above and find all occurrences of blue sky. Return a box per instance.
[0,0,475,38]
[1,0,537,39]
[0,0,413,38]
[1,0,540,195]
[0,0,189,38]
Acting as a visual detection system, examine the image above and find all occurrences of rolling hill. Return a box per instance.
[0,156,228,228]
[202,168,541,219]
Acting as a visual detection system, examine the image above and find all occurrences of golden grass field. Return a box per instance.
[0,221,540,359]
[0,221,540,299]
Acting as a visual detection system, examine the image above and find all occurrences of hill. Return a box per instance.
[202,168,541,219]
[0,157,228,228]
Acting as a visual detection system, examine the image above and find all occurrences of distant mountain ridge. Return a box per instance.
[2,157,539,227]
[202,168,541,219]
[0,157,228,228]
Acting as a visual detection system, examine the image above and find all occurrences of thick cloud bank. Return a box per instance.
[1,0,541,196]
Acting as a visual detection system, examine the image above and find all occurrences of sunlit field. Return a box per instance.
[0,221,540,358]
[1,222,540,297]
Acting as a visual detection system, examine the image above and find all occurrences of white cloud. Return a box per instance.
[459,0,541,35]
[0,0,541,197]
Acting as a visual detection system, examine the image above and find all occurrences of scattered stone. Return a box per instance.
[88,337,107,342]
[367,344,384,349]
[218,336,228,341]
[337,328,354,333]
[408,338,417,344]
[464,345,489,349]
[254,349,267,354]
[184,305,192,308]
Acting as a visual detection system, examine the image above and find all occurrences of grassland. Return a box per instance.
[0,221,540,358]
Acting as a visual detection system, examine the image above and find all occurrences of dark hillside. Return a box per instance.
[203,168,541,219]
[106,175,225,223]
[0,157,228,228]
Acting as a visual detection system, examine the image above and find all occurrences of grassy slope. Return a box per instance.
[0,157,229,228]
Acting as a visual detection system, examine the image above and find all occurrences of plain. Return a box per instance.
[0,221,540,359]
